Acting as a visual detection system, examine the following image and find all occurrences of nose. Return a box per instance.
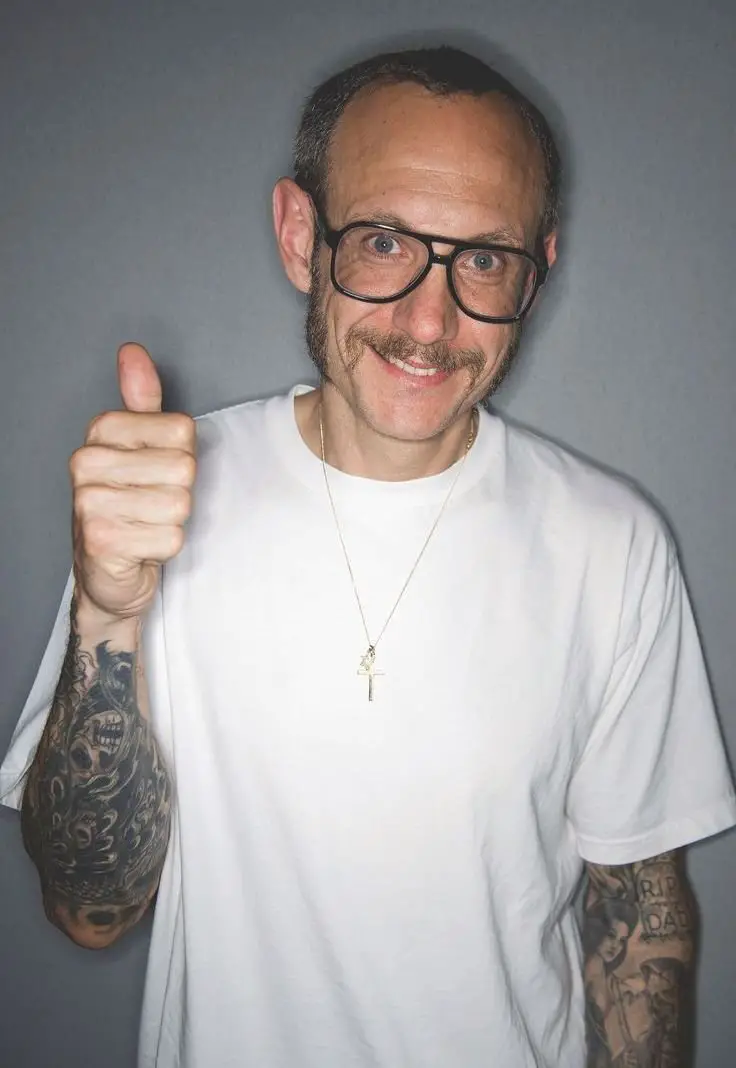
[390,261,459,346]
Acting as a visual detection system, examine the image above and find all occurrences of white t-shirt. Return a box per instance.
[2,386,734,1068]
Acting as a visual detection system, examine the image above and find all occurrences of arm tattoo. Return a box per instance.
[583,851,696,1068]
[21,608,171,941]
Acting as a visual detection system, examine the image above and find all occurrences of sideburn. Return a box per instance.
[305,243,330,379]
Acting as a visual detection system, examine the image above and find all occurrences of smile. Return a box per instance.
[383,354,440,377]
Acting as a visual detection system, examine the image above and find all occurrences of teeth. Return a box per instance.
[385,354,439,377]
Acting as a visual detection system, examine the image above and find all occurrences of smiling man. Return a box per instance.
[281,76,556,476]
[2,46,735,1068]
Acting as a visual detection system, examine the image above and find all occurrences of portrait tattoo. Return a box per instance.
[583,852,695,1068]
[21,614,171,937]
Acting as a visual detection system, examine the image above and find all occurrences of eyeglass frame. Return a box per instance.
[311,205,550,325]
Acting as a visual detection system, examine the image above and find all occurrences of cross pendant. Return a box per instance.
[358,645,384,702]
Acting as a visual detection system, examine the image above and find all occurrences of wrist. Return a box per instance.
[72,588,142,649]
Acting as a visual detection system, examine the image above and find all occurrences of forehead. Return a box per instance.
[326,82,545,239]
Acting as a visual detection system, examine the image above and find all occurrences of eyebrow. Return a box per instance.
[357,210,525,248]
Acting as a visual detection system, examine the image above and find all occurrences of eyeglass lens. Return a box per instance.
[334,226,537,319]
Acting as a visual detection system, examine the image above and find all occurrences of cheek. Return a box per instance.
[472,323,516,365]
[327,295,389,352]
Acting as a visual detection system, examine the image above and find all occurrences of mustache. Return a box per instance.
[346,325,487,381]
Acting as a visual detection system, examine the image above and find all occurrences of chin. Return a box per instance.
[363,400,463,445]
[327,345,481,441]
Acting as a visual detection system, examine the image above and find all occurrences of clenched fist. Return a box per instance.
[70,343,196,622]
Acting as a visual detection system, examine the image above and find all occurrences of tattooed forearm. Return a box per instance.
[20,604,171,947]
[583,851,696,1068]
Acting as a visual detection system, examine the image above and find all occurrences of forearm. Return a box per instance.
[20,594,172,948]
[583,852,696,1068]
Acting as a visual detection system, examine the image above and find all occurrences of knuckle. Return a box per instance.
[81,515,113,557]
[84,410,116,444]
[173,450,197,485]
[74,483,108,520]
[170,485,192,522]
[170,412,196,447]
[167,526,186,557]
[69,446,90,482]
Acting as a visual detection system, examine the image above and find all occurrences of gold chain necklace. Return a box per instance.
[319,404,477,702]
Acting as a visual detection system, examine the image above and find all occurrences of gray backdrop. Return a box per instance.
[1,1,734,1065]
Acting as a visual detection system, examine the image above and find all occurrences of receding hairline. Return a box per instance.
[323,81,549,233]
[293,50,561,241]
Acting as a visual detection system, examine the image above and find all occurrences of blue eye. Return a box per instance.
[469,250,503,272]
[366,233,401,256]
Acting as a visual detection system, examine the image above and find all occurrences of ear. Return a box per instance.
[542,230,558,270]
[273,178,317,294]
[525,229,558,321]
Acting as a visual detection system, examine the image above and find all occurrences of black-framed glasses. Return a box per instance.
[314,209,549,324]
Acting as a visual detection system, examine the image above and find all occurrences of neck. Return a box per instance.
[295,385,476,481]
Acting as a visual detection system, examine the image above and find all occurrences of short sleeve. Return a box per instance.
[567,534,736,864]
[0,573,75,809]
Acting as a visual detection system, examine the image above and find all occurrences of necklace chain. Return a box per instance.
[319,404,477,699]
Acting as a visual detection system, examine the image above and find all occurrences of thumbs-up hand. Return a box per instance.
[70,343,196,622]
[118,341,164,414]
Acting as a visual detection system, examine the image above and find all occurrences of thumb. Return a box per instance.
[117,343,163,413]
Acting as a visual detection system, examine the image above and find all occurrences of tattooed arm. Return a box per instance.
[20,599,172,949]
[583,850,696,1068]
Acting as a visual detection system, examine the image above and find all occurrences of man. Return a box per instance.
[2,46,734,1068]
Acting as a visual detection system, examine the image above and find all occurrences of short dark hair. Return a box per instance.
[293,45,561,240]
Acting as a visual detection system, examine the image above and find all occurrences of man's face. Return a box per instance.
[301,83,556,443]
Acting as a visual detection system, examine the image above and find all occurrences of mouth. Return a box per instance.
[368,344,451,385]
[384,353,440,377]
